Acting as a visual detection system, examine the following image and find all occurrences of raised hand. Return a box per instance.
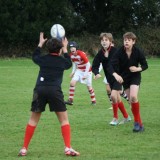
[38,32,48,48]
[62,37,68,53]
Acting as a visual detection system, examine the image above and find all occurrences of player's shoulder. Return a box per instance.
[110,46,117,53]
[133,45,143,52]
[77,50,86,54]
[116,46,125,54]
[77,50,88,57]
[94,48,104,57]
[97,48,103,54]
[129,46,142,56]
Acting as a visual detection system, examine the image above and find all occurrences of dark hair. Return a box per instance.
[46,38,63,53]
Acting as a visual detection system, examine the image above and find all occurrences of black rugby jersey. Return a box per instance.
[92,46,117,83]
[109,46,148,81]
[32,47,72,86]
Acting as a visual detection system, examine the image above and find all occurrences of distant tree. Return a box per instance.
[0,0,80,44]
[0,0,160,56]
[69,0,160,34]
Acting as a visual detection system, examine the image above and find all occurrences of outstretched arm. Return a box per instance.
[38,32,48,48]
[62,37,68,53]
[32,32,47,64]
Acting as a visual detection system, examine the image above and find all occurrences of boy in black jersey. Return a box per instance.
[109,32,148,132]
[92,33,131,125]
[18,32,80,156]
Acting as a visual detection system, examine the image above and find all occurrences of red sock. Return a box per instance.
[61,124,71,148]
[118,101,128,118]
[131,102,142,126]
[23,124,36,149]
[112,103,118,119]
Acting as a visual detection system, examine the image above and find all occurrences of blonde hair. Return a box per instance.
[100,33,113,42]
[123,32,137,41]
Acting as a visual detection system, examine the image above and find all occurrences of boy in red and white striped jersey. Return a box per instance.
[65,41,96,105]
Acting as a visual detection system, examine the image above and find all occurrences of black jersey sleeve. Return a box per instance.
[92,53,101,75]
[108,50,119,75]
[138,50,148,71]
[32,47,42,65]
[63,53,72,70]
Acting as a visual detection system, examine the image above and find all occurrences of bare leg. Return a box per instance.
[106,84,112,107]
[28,112,41,126]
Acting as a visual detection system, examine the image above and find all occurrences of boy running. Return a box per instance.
[92,33,131,125]
[109,32,148,132]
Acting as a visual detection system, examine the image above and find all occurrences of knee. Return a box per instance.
[106,86,111,94]
[106,90,111,94]
[70,81,76,87]
[87,86,92,90]
[110,95,116,103]
[130,96,138,103]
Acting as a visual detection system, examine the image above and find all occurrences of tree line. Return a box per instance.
[0,0,160,57]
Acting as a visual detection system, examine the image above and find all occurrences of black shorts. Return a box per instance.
[31,86,67,112]
[123,74,141,90]
[109,79,122,91]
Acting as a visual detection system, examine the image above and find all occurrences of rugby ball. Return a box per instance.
[50,24,65,39]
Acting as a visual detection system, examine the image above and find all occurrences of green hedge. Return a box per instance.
[0,27,160,58]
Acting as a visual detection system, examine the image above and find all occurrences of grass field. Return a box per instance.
[0,58,160,160]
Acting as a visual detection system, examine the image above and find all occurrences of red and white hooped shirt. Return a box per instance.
[70,50,91,72]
